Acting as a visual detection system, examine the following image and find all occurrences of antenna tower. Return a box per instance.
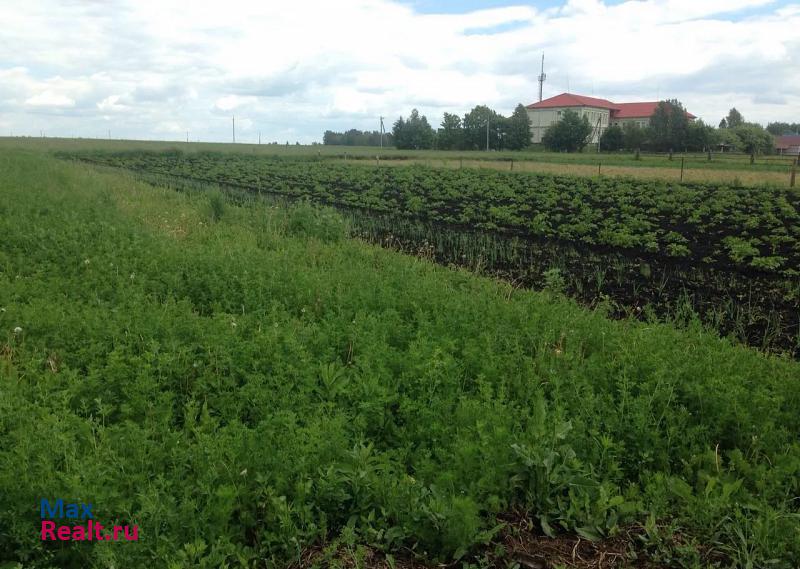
[537,53,546,102]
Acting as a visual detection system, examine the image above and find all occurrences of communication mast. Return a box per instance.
[537,53,546,102]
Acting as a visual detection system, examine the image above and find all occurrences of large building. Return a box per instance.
[525,93,696,144]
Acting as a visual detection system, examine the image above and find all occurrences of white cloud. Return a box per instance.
[25,91,76,107]
[0,0,798,142]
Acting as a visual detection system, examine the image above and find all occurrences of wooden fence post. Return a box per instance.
[680,157,685,182]
[791,156,797,188]
[598,162,601,176]
[510,159,514,171]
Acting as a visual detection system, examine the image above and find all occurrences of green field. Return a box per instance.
[3,137,797,186]
[1,145,799,567]
[64,147,800,356]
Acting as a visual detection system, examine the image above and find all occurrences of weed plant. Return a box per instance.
[1,151,799,567]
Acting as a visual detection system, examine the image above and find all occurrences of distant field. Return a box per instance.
[3,137,796,187]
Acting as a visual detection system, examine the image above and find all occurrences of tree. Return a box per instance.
[726,108,744,128]
[719,118,728,129]
[504,104,532,151]
[767,122,800,136]
[438,113,464,150]
[599,125,624,151]
[542,109,592,152]
[392,109,435,150]
[716,128,740,151]
[622,122,648,150]
[732,124,773,155]
[462,105,504,151]
[649,99,689,151]
[685,120,716,152]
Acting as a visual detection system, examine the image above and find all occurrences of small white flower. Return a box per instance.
[130,273,136,280]
[300,307,306,314]
[0,307,5,313]
[13,326,22,335]
[231,321,237,328]
[84,259,90,265]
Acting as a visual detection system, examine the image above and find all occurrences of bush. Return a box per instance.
[542,110,593,152]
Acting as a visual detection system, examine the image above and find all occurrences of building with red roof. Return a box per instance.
[774,135,800,156]
[525,93,696,144]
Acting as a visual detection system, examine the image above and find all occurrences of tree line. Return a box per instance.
[322,104,533,151]
[324,101,792,154]
[323,129,394,147]
[391,104,533,151]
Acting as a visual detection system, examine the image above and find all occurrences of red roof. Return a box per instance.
[526,93,619,111]
[614,102,658,118]
[775,135,800,149]
[614,102,696,119]
[527,93,696,119]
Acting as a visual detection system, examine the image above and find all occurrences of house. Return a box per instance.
[775,135,800,156]
[525,93,696,144]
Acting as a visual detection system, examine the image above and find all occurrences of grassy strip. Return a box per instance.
[1,150,799,568]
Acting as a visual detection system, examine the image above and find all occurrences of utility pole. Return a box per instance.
[486,114,490,151]
[186,131,189,143]
[379,116,385,149]
[258,131,261,145]
[537,53,546,102]
[232,116,236,144]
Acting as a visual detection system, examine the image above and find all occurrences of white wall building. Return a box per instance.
[526,93,695,144]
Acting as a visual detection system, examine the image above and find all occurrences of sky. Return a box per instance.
[1,0,798,144]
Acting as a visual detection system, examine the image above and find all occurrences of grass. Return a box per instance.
[1,148,799,568]
[349,156,795,187]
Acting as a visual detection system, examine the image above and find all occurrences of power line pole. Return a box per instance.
[379,116,385,149]
[258,131,261,145]
[486,114,490,151]
[232,116,236,143]
[186,131,189,143]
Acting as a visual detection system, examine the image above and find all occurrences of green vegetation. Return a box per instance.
[390,104,531,151]
[1,148,799,567]
[70,150,800,276]
[767,122,800,136]
[322,129,394,147]
[542,109,593,152]
[392,109,436,150]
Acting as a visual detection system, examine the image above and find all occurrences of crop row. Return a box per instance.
[67,150,800,276]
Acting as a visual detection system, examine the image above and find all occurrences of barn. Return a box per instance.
[775,135,800,156]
